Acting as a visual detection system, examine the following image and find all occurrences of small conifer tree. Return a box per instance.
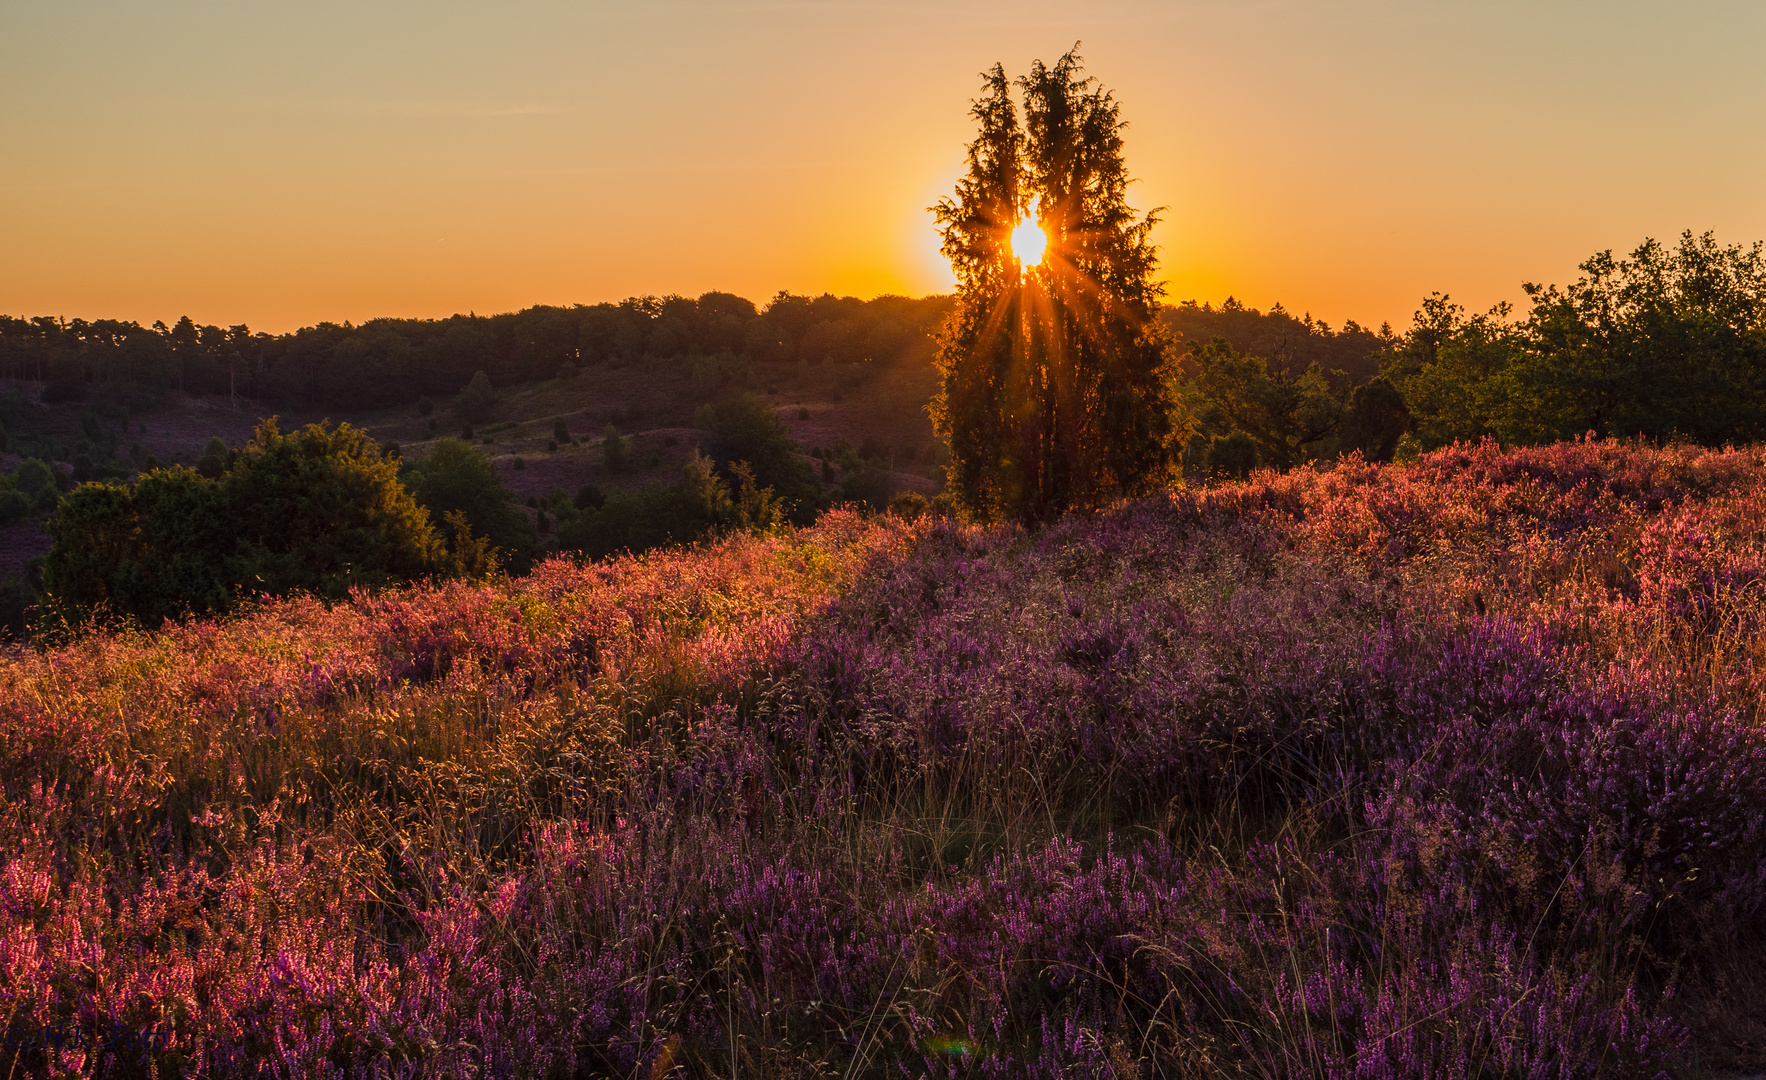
[603,424,627,473]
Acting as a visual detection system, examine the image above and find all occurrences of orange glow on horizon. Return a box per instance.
[0,4,1759,335]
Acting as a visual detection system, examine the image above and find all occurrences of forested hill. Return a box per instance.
[0,292,1402,410]
[0,291,1399,425]
[0,293,955,413]
[6,229,1763,462]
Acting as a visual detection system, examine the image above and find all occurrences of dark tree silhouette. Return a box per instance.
[931,46,1180,522]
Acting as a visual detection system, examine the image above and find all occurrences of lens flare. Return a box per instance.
[1011,216,1047,266]
[926,1035,978,1058]
[647,1035,680,1079]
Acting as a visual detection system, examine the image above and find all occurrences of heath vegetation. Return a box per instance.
[1,437,1765,1076]
[1,45,1764,1080]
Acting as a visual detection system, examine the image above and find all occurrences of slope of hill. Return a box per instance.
[0,290,1426,588]
[1,437,1762,1076]
[0,334,946,581]
[365,345,942,504]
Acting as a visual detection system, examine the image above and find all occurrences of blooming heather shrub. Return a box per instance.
[1632,492,1766,628]
[781,510,1403,816]
[1357,618,1766,963]
[768,438,1766,1071]
[1145,832,1687,1078]
[2,440,1765,1076]
[0,512,926,1075]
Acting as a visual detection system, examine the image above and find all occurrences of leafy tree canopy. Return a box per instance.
[1184,339,1342,471]
[222,419,448,597]
[1387,231,1766,448]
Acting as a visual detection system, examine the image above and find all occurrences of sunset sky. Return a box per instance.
[3,0,1762,334]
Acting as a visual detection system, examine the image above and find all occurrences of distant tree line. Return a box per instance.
[1166,303,1409,478]
[1160,297,1393,385]
[1168,231,1766,479]
[0,292,953,411]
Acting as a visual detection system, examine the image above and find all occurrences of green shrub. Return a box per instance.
[0,488,30,524]
[41,420,455,630]
[404,438,536,574]
[887,490,929,521]
[602,425,627,474]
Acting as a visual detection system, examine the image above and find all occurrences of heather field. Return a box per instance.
[3,438,1765,1078]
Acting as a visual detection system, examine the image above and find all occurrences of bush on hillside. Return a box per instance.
[0,487,29,525]
[835,463,898,512]
[13,458,53,499]
[693,392,820,521]
[454,370,496,424]
[40,419,464,629]
[554,450,783,560]
[0,574,33,640]
[402,437,535,574]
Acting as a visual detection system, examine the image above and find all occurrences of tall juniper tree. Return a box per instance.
[931,47,1180,523]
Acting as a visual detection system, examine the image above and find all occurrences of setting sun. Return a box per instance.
[1011,215,1047,266]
